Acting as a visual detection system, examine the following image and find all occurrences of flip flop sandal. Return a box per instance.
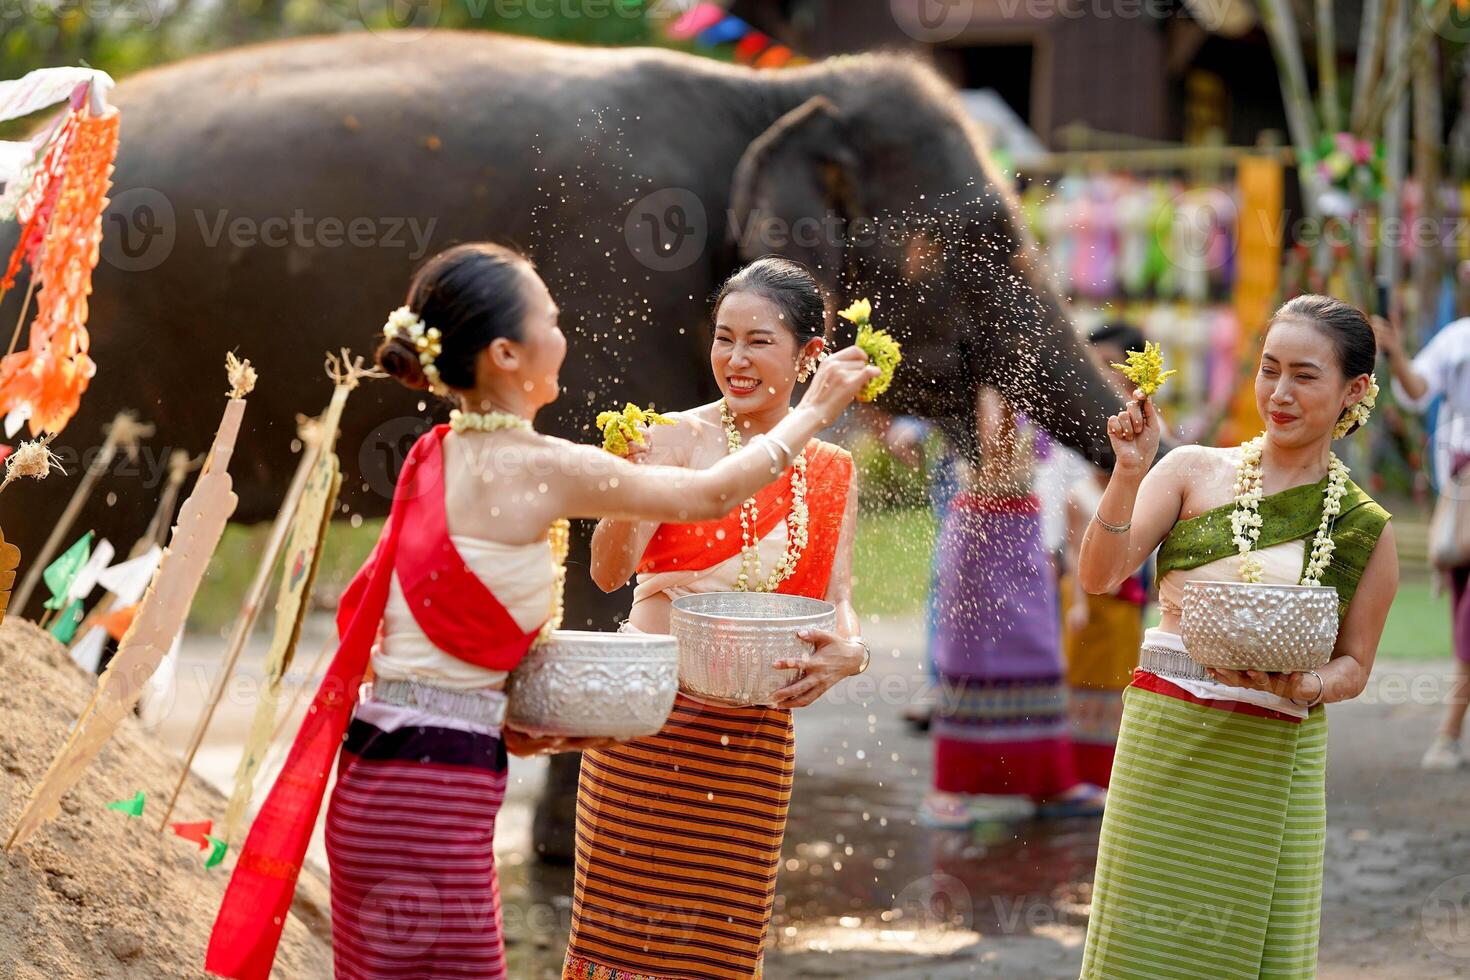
[918,795,974,830]
[1037,783,1107,820]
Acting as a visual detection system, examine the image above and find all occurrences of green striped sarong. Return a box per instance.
[1081,679,1328,979]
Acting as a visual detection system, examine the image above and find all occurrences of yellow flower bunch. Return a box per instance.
[838,299,901,403]
[595,402,676,456]
[1110,340,1177,398]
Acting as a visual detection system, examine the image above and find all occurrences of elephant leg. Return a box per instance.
[534,753,582,865]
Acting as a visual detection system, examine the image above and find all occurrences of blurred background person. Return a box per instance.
[1375,278,1470,771]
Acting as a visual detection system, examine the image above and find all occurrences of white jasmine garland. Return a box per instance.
[722,400,808,592]
[1231,434,1350,585]
[1331,375,1378,439]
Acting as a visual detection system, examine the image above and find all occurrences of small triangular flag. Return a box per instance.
[204,835,228,868]
[96,545,162,606]
[105,790,145,817]
[48,597,84,644]
[67,537,114,602]
[99,602,139,642]
[43,532,92,610]
[171,819,213,851]
[69,626,106,673]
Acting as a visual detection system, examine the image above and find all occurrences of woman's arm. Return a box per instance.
[1210,520,1399,704]
[589,417,690,592]
[771,467,865,708]
[1078,388,1180,594]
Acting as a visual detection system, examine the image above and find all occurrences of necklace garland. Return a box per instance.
[1230,434,1349,586]
[720,401,808,592]
[446,407,567,643]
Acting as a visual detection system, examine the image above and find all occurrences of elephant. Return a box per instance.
[0,31,1123,857]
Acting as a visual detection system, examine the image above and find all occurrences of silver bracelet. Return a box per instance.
[1304,669,1325,708]
[749,434,784,472]
[766,434,795,465]
[1092,511,1132,534]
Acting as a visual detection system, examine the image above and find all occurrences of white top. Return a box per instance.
[634,521,789,605]
[369,534,555,692]
[1392,316,1470,487]
[1036,444,1095,553]
[1153,538,1309,718]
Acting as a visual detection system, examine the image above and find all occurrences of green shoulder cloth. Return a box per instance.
[1156,477,1391,619]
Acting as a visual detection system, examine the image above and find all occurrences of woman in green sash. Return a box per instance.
[1076,294,1400,979]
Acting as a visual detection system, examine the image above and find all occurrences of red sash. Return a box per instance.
[206,425,542,980]
[640,440,853,600]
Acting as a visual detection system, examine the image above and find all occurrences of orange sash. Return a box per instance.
[639,440,852,600]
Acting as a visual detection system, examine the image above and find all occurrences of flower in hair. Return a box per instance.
[382,305,445,394]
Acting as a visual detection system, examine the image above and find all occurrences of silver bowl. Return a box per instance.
[505,629,679,738]
[669,592,837,707]
[1180,581,1339,672]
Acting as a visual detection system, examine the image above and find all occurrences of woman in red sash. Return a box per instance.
[206,244,878,980]
[564,258,870,980]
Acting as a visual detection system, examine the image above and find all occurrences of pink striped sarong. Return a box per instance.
[325,710,510,979]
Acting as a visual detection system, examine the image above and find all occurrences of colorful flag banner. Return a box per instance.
[204,835,229,869]
[48,598,83,644]
[667,2,725,39]
[69,626,106,673]
[96,545,162,607]
[171,819,213,851]
[4,359,252,852]
[67,537,113,603]
[697,15,750,46]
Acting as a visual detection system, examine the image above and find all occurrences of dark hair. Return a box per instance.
[1087,321,1147,356]
[712,256,827,346]
[376,242,533,393]
[1267,293,1377,435]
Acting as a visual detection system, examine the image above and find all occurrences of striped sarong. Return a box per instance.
[325,712,510,979]
[1081,672,1327,979]
[564,694,795,979]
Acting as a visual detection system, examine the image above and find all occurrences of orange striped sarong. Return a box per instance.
[565,695,793,979]
[563,441,852,980]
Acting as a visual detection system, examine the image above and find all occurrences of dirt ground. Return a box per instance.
[3,611,1466,978]
[0,620,333,979]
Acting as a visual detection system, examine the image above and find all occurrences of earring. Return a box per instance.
[796,359,815,383]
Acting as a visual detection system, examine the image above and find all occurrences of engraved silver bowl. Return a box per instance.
[505,629,680,738]
[669,592,837,707]
[1180,581,1339,672]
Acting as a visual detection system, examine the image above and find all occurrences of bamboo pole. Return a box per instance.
[11,412,154,614]
[1412,41,1445,335]
[1256,0,1325,221]
[1377,0,1412,290]
[155,433,321,832]
[1350,0,1390,133]
[1315,0,1341,134]
[1358,0,1455,139]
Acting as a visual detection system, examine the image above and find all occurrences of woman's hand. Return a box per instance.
[503,728,623,756]
[1205,667,1322,704]
[1106,387,1163,475]
[1369,314,1404,361]
[623,430,653,465]
[798,347,881,424]
[769,627,865,708]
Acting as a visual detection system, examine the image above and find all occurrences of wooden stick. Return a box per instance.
[155,433,322,833]
[4,277,37,358]
[11,412,153,614]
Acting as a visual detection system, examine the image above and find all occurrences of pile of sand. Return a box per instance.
[0,620,333,979]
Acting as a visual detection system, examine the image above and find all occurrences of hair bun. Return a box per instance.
[375,335,431,391]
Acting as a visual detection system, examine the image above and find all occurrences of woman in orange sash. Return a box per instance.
[564,258,869,980]
[206,245,877,980]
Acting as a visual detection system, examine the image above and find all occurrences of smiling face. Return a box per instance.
[1255,318,1368,446]
[711,290,822,415]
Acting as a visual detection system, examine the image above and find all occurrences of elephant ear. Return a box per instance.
[728,96,863,295]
